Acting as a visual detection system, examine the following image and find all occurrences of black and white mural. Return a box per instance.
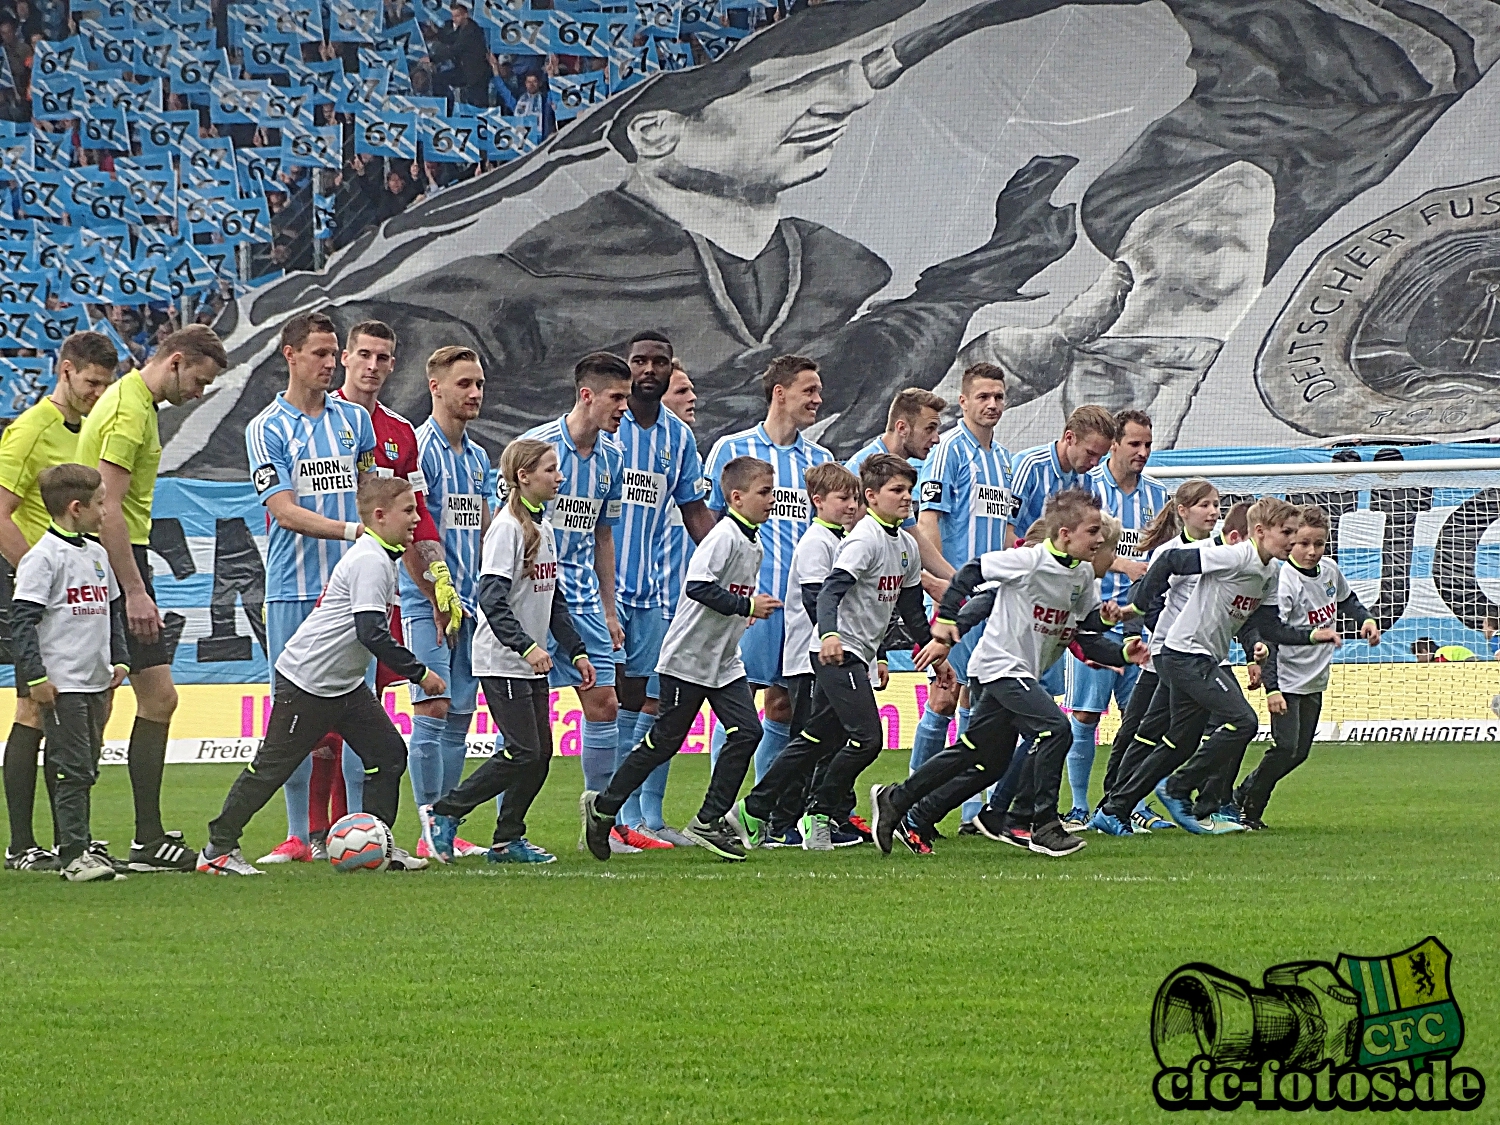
[159,0,1500,473]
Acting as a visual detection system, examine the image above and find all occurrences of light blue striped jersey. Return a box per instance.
[916,420,1013,567]
[704,423,833,600]
[398,417,491,617]
[613,404,706,609]
[246,392,376,603]
[1010,442,1084,538]
[521,415,624,614]
[845,435,919,528]
[1087,460,1170,602]
[663,502,690,619]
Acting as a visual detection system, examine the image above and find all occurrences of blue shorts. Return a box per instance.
[947,618,986,687]
[266,600,318,692]
[549,606,618,690]
[1040,659,1067,698]
[739,606,786,689]
[1064,630,1139,714]
[618,602,668,697]
[404,612,479,713]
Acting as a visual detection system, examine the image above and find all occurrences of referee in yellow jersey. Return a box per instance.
[78,324,227,872]
[0,332,117,871]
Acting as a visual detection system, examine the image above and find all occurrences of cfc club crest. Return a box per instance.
[93,560,105,580]
[338,427,356,450]
[383,439,399,461]
[1336,937,1464,1067]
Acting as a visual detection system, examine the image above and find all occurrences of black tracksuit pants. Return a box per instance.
[1234,691,1322,819]
[743,654,883,821]
[765,672,861,829]
[598,674,761,822]
[433,676,552,845]
[1099,669,1178,813]
[885,677,1071,829]
[1102,668,1157,801]
[44,692,107,864]
[209,680,408,851]
[1104,650,1251,821]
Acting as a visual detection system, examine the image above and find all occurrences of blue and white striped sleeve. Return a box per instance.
[353,402,377,471]
[601,440,623,526]
[704,436,731,514]
[246,417,291,502]
[1011,457,1045,534]
[672,425,706,506]
[918,440,957,515]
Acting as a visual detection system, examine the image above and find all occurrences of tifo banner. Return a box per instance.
[144,0,1500,470]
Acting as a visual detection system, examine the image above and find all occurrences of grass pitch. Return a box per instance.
[2,741,1497,1124]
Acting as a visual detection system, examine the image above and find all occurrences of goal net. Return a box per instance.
[1150,457,1500,739]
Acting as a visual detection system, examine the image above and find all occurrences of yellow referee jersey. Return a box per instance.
[0,398,80,546]
[77,369,160,545]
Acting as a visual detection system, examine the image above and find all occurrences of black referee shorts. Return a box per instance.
[126,543,173,672]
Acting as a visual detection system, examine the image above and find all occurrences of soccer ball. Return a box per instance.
[326,812,392,872]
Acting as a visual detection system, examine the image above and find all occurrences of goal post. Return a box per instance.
[1147,457,1500,738]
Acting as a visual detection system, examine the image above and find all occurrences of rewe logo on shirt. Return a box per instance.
[1230,595,1262,616]
[67,583,110,615]
[878,573,903,602]
[727,582,754,597]
[1308,602,1338,625]
[532,561,557,581]
[1033,605,1071,625]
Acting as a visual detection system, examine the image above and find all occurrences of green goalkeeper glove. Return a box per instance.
[429,561,463,637]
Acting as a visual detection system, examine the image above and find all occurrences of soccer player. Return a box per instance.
[909,364,1009,819]
[703,355,833,781]
[399,346,491,856]
[10,465,130,881]
[320,319,450,855]
[873,490,1146,859]
[0,331,116,871]
[1233,506,1379,829]
[80,324,227,872]
[846,388,948,551]
[581,456,781,862]
[244,313,376,863]
[1009,405,1118,540]
[763,461,862,846]
[731,454,952,851]
[198,477,439,875]
[1099,498,1340,834]
[522,354,631,851]
[1063,409,1171,830]
[429,438,596,864]
[610,331,715,848]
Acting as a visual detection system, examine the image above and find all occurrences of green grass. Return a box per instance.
[2,742,1497,1124]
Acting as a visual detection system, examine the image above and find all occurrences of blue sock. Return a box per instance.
[581,719,617,794]
[910,707,949,774]
[1066,718,1096,813]
[957,707,982,821]
[616,709,643,827]
[636,710,669,829]
[709,719,727,769]
[753,718,790,784]
[408,715,446,808]
[283,755,313,843]
[340,744,364,814]
[439,712,472,800]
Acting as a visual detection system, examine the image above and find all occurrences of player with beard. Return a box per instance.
[609,331,716,848]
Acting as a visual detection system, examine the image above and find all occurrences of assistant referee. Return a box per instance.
[78,324,227,872]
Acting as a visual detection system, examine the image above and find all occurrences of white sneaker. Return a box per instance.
[197,848,264,876]
[387,846,428,871]
[653,826,696,847]
[417,804,436,857]
[61,852,119,882]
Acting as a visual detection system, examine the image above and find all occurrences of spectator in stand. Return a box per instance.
[13,0,42,42]
[430,2,490,108]
[515,72,555,136]
[489,53,520,113]
[0,17,28,99]
[376,167,420,220]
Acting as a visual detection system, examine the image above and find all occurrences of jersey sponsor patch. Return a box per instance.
[442,492,484,532]
[294,454,357,497]
[408,469,427,495]
[1118,527,1143,556]
[975,483,1014,520]
[622,468,667,508]
[252,463,279,495]
[920,480,943,506]
[770,487,809,522]
[553,494,604,532]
